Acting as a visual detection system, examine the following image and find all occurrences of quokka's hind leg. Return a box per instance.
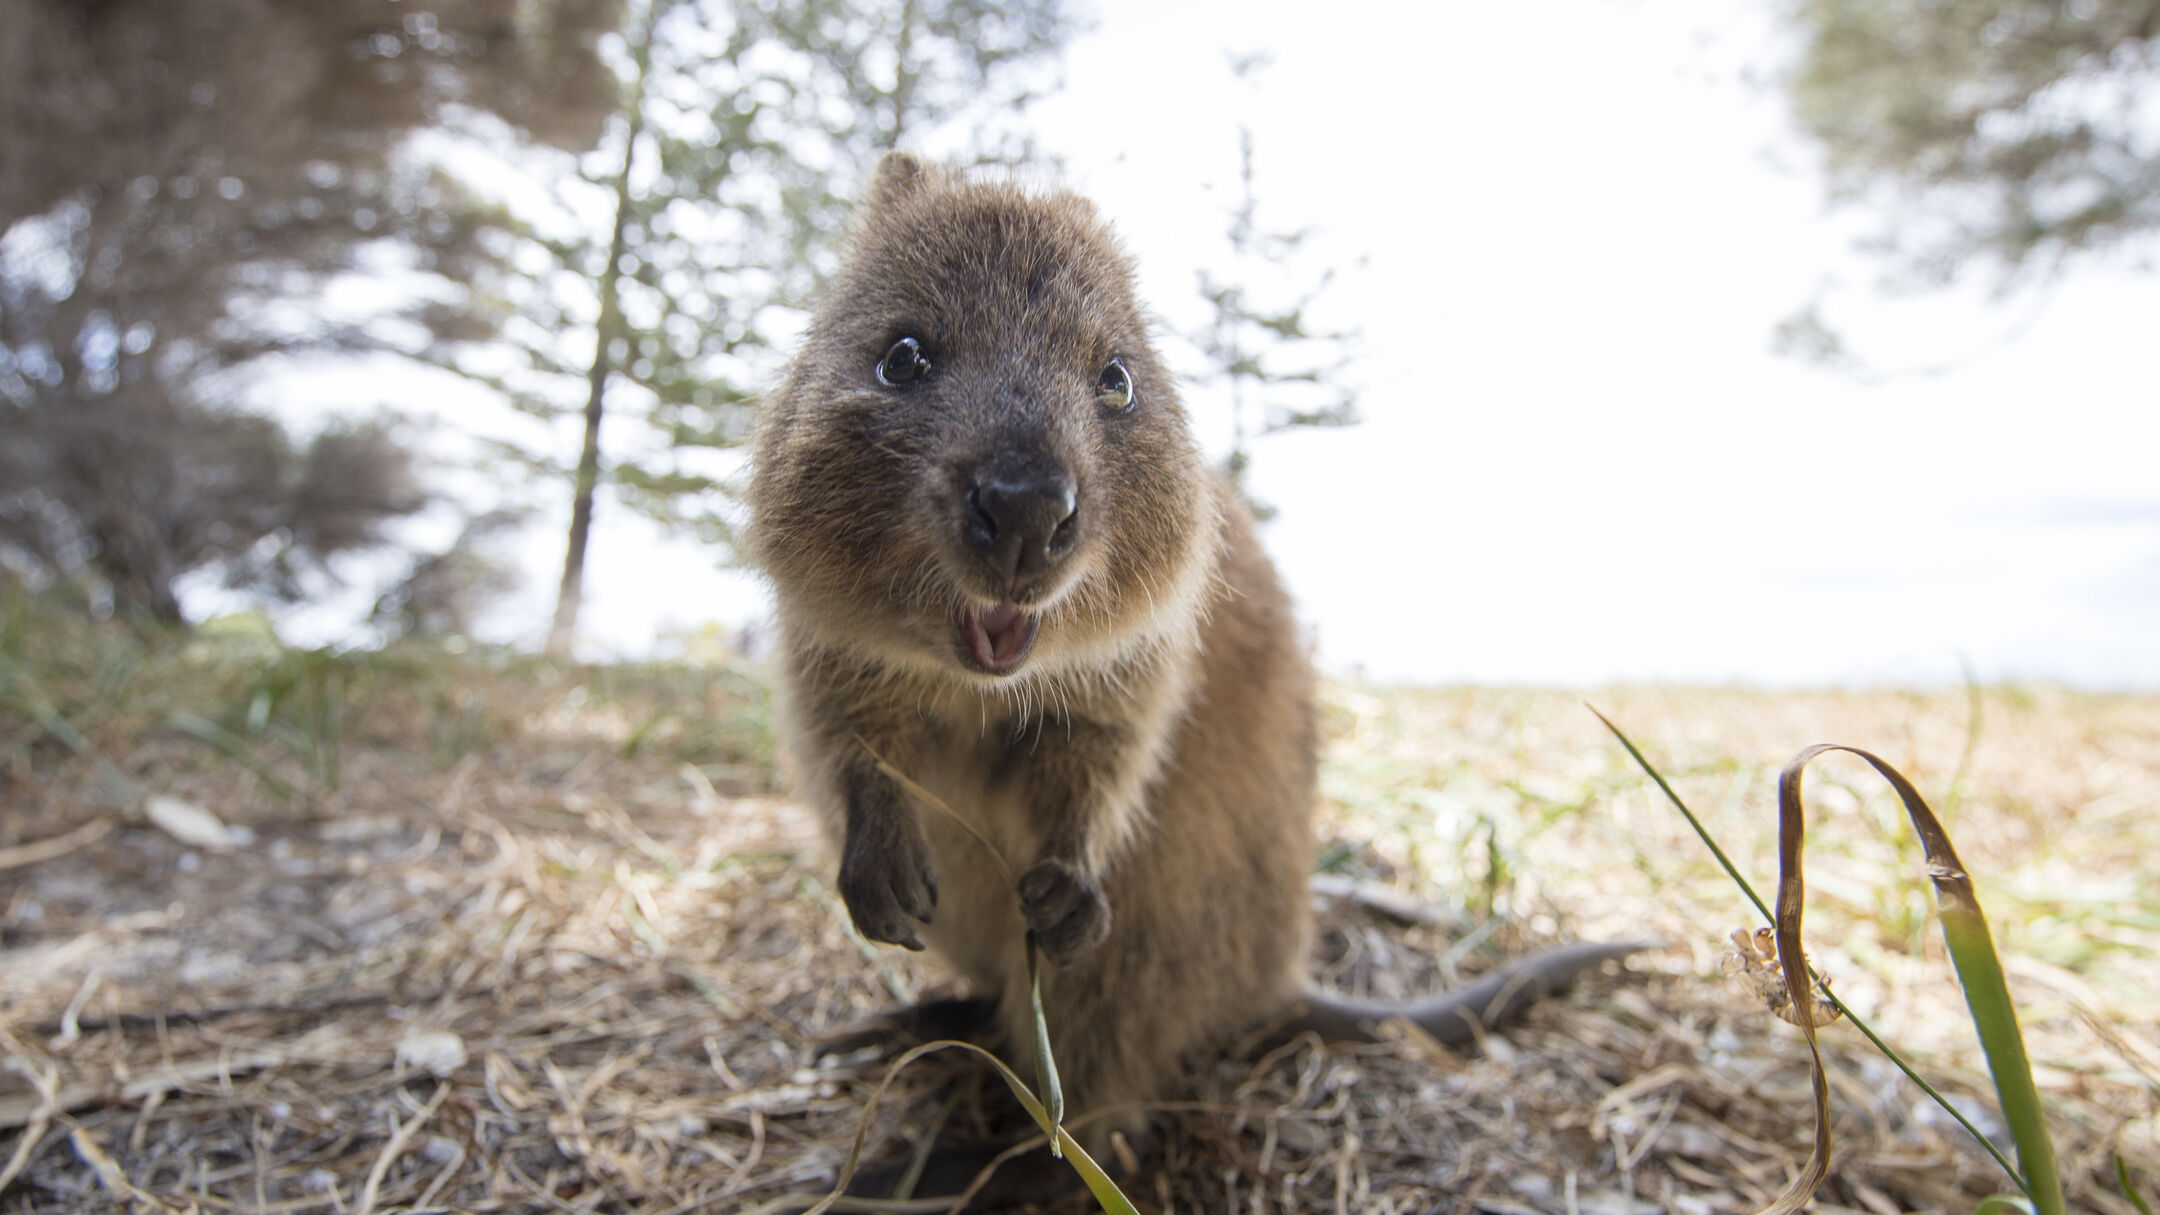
[815,993,1002,1058]
[841,1142,1073,1210]
[774,1142,1077,1215]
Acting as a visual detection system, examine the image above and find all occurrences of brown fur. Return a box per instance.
[748,153,1633,1202]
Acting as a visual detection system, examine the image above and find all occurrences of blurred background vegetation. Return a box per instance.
[0,0,2154,656]
[0,0,1076,646]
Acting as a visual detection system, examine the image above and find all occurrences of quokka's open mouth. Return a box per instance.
[954,599,1038,674]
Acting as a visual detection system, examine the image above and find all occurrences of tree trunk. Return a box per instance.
[102,541,186,626]
[546,12,654,657]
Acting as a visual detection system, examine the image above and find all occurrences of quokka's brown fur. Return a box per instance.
[748,152,1635,1201]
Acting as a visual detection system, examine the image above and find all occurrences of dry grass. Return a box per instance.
[3,619,2156,1213]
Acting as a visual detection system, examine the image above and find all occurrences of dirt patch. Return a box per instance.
[3,669,2155,1213]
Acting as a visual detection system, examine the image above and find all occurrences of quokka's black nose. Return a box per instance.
[965,471,1078,585]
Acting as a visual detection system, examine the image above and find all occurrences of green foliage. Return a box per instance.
[2121,1157,2157,1215]
[0,589,140,804]
[167,649,353,802]
[1785,0,2160,286]
[0,587,772,814]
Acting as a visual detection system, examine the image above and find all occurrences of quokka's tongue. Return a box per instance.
[963,600,1036,670]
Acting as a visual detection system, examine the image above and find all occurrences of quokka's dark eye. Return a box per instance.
[1097,357,1135,412]
[876,336,931,386]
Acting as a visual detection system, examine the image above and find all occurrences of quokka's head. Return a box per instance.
[750,152,1215,682]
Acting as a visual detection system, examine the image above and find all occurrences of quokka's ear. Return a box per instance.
[865,151,936,212]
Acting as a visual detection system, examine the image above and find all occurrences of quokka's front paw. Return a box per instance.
[1018,858,1111,962]
[838,813,938,950]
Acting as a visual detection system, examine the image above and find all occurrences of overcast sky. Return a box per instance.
[264,0,2160,688]
[1023,0,2160,687]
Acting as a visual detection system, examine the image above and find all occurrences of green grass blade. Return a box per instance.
[965,1043,1136,1215]
[1027,933,1067,1155]
[890,1086,960,1201]
[1785,744,2064,1215]
[164,711,297,803]
[1589,706,1773,925]
[803,1038,1138,1215]
[1595,710,2040,1203]
[2119,1156,2155,1215]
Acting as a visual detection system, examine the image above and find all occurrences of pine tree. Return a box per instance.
[1190,54,1359,523]
[487,0,1075,654]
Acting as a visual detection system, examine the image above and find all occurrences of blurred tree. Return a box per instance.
[371,508,528,638]
[0,411,422,623]
[492,0,1074,654]
[0,0,621,623]
[1784,0,2160,288]
[1191,54,1359,523]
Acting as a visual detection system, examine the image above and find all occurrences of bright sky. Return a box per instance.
[1018,0,2160,687]
[261,0,2160,688]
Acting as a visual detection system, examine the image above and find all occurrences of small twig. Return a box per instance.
[49,968,103,1050]
[0,817,114,871]
[70,1126,184,1213]
[354,1082,451,1215]
[410,1137,464,1211]
[0,1054,60,1191]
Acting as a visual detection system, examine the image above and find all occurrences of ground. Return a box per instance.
[2,615,2156,1213]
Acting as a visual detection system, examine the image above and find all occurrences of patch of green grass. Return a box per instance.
[0,587,775,821]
